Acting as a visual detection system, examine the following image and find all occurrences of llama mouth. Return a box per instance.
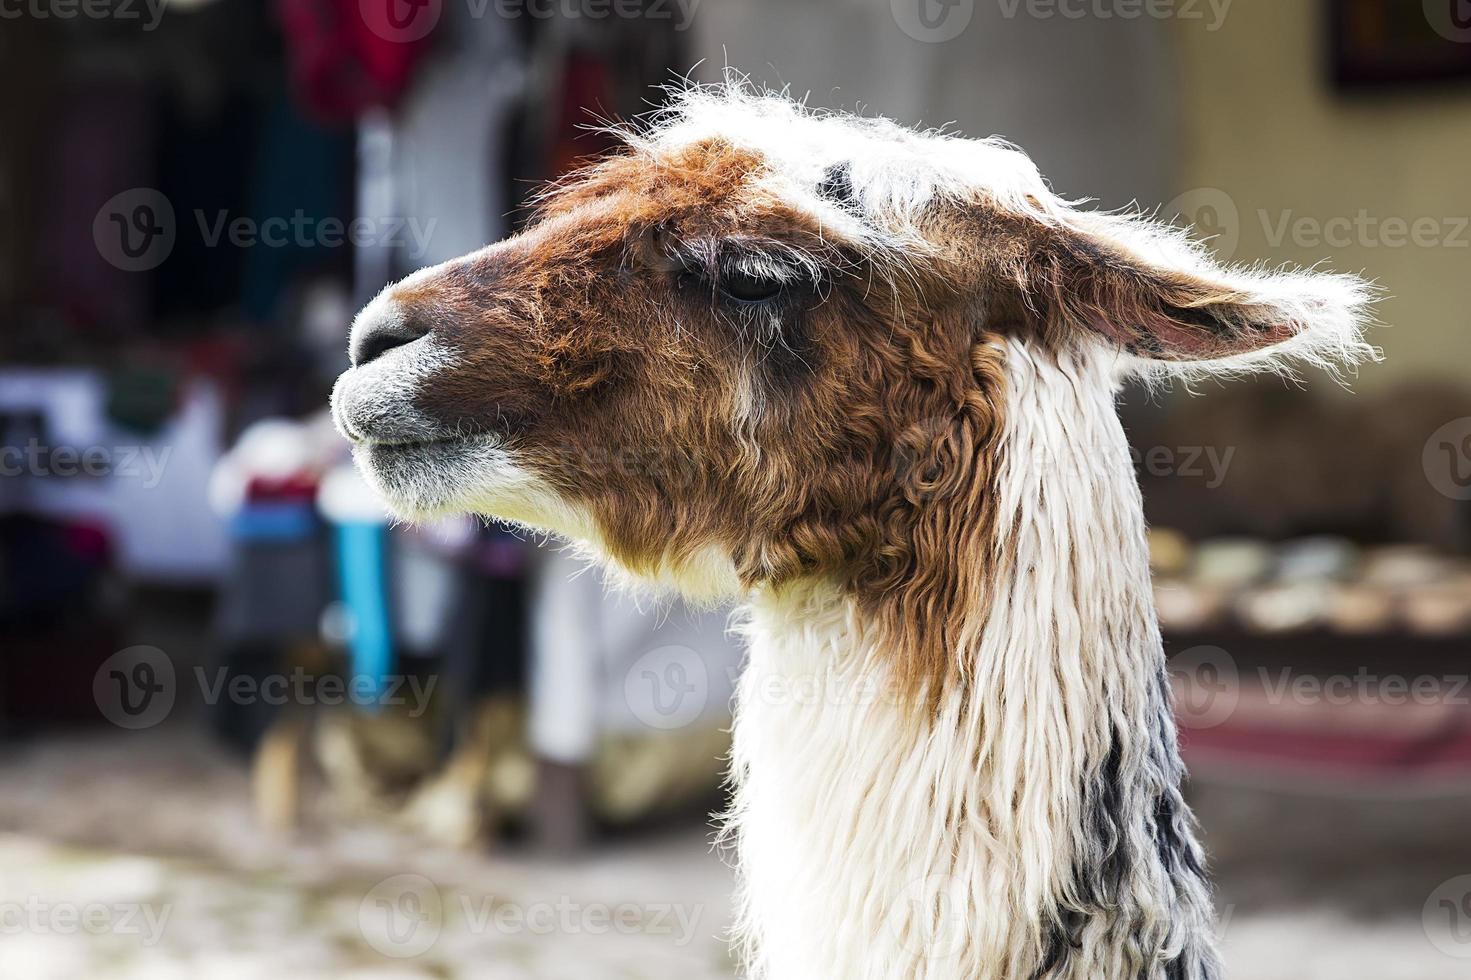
[350,431,561,528]
[359,434,472,450]
[356,432,496,457]
[351,432,504,514]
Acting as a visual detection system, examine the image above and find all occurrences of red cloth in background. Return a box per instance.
[545,50,621,178]
[1178,679,1471,785]
[1182,720,1471,779]
[275,0,434,122]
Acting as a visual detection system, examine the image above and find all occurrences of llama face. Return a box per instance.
[333,132,994,603]
[333,88,1374,623]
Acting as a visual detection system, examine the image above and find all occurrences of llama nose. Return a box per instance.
[351,308,431,367]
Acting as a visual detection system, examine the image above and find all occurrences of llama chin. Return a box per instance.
[333,81,1376,980]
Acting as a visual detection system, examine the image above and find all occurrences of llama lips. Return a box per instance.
[357,433,475,451]
[349,433,548,526]
[330,364,446,447]
[350,433,499,514]
[330,407,439,448]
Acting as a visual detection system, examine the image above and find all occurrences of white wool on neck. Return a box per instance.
[726,339,1218,980]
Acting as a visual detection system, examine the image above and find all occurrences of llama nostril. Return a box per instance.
[351,313,430,367]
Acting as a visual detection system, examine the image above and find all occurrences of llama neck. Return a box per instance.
[727,343,1219,980]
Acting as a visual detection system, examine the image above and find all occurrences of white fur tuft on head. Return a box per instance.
[618,77,1378,386]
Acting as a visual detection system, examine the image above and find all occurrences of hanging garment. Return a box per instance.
[275,0,433,122]
[543,48,621,179]
[387,0,525,270]
[239,94,355,322]
[33,79,153,332]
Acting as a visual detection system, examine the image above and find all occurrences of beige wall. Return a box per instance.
[1172,2,1471,390]
[692,0,1175,210]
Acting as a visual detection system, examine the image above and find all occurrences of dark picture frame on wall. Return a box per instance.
[1330,0,1471,89]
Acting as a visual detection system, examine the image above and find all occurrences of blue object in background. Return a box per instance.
[229,502,317,542]
[333,521,394,709]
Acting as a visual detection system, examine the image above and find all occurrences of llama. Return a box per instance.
[331,87,1375,979]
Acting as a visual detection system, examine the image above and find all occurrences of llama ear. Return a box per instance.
[1009,208,1378,379]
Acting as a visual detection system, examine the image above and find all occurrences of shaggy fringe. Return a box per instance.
[616,76,1378,388]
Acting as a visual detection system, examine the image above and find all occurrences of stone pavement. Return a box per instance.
[0,729,1468,978]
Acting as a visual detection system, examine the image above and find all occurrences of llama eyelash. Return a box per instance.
[672,242,820,343]
[725,249,809,286]
[681,246,823,384]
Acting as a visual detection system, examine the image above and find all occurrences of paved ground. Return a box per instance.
[1189,779,1471,980]
[0,728,1467,978]
[0,728,736,980]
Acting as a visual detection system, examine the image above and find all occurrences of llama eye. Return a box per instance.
[719,267,786,305]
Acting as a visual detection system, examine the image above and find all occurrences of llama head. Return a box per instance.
[332,86,1374,672]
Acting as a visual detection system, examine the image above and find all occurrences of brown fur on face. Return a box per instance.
[370,137,1013,701]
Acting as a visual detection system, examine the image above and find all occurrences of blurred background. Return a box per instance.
[1,1,1470,977]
